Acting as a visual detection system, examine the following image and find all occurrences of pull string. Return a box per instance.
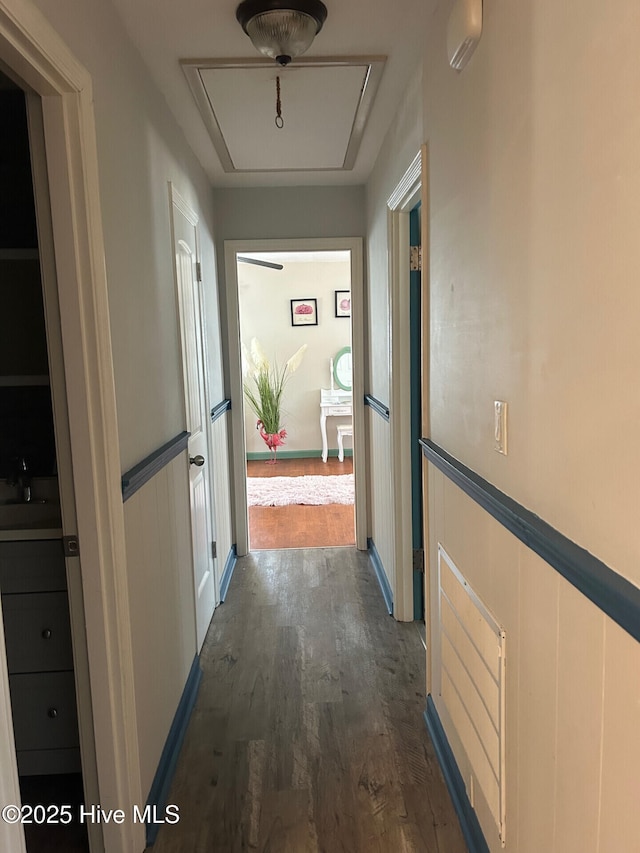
[275,75,284,129]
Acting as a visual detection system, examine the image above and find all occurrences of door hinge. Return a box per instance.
[211,541,217,560]
[196,261,202,282]
[63,535,80,558]
[413,548,425,573]
[410,245,422,271]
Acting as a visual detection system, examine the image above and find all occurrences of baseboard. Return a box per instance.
[367,538,393,615]
[424,695,490,853]
[145,655,202,846]
[246,449,353,461]
[219,544,237,602]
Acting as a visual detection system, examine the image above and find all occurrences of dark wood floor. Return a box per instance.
[148,548,467,852]
[247,457,355,550]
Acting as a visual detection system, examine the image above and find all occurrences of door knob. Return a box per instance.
[189,455,205,467]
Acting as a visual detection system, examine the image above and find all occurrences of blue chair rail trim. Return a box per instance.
[145,654,202,846]
[219,545,237,602]
[367,538,393,615]
[424,695,490,853]
[364,394,390,421]
[211,398,231,423]
[122,432,189,502]
[420,438,640,644]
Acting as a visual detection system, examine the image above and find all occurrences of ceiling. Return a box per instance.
[107,0,435,188]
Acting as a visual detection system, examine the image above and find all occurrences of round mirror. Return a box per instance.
[333,346,352,392]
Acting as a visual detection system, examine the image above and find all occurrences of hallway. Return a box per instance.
[148,548,466,852]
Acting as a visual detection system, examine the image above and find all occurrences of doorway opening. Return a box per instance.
[237,250,355,550]
[0,73,89,853]
[224,237,366,557]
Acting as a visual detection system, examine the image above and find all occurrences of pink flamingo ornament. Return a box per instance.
[257,420,287,463]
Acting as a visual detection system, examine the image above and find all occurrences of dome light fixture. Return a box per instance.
[236,0,328,67]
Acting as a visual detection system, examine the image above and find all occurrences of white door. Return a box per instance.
[171,188,216,651]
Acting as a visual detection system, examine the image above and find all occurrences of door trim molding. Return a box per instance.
[224,236,366,555]
[0,3,143,851]
[387,150,423,621]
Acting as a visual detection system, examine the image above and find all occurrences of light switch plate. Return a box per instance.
[494,401,507,455]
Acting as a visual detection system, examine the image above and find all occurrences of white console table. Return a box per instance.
[320,389,352,462]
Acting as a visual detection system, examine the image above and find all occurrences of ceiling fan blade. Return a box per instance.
[237,255,284,270]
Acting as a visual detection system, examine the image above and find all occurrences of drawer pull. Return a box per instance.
[41,629,53,640]
[47,707,58,719]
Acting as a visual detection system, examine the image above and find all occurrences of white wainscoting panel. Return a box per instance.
[438,545,507,846]
[123,451,195,798]
[368,408,394,594]
[211,411,233,591]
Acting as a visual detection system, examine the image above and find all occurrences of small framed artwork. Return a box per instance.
[291,298,318,326]
[335,290,351,318]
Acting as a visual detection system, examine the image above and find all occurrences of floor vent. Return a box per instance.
[437,545,506,846]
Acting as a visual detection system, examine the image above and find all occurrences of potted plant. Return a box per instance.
[242,338,307,463]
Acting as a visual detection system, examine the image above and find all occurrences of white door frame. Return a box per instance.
[0,3,143,852]
[387,150,426,622]
[224,237,366,555]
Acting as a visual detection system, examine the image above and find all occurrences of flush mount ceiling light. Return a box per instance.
[236,0,328,67]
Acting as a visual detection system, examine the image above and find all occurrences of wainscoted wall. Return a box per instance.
[428,463,640,853]
[122,448,196,801]
[367,403,394,604]
[210,405,234,596]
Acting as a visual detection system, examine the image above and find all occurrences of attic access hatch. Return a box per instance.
[181,57,385,173]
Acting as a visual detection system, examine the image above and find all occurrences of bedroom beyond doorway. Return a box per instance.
[247,456,355,549]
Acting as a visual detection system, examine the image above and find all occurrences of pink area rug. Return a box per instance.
[246,474,354,507]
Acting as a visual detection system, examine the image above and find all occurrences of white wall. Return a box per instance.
[425,0,640,585]
[212,185,365,396]
[32,0,223,472]
[365,66,423,404]
[239,255,351,454]
[28,0,231,809]
[363,65,423,586]
[420,0,640,849]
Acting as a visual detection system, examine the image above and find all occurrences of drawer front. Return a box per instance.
[327,406,351,416]
[9,671,79,751]
[0,540,66,593]
[2,591,73,673]
[17,746,81,777]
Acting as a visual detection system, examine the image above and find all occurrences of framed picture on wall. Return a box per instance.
[335,290,351,318]
[291,298,318,326]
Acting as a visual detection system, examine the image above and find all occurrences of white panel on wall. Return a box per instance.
[438,545,506,846]
[210,412,233,585]
[123,453,195,797]
[369,408,394,591]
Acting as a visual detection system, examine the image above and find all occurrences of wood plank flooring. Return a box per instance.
[247,457,355,550]
[148,548,467,853]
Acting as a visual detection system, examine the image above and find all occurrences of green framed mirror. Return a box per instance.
[333,346,352,392]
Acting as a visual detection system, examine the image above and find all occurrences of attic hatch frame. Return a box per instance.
[0,2,143,852]
[181,55,385,173]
